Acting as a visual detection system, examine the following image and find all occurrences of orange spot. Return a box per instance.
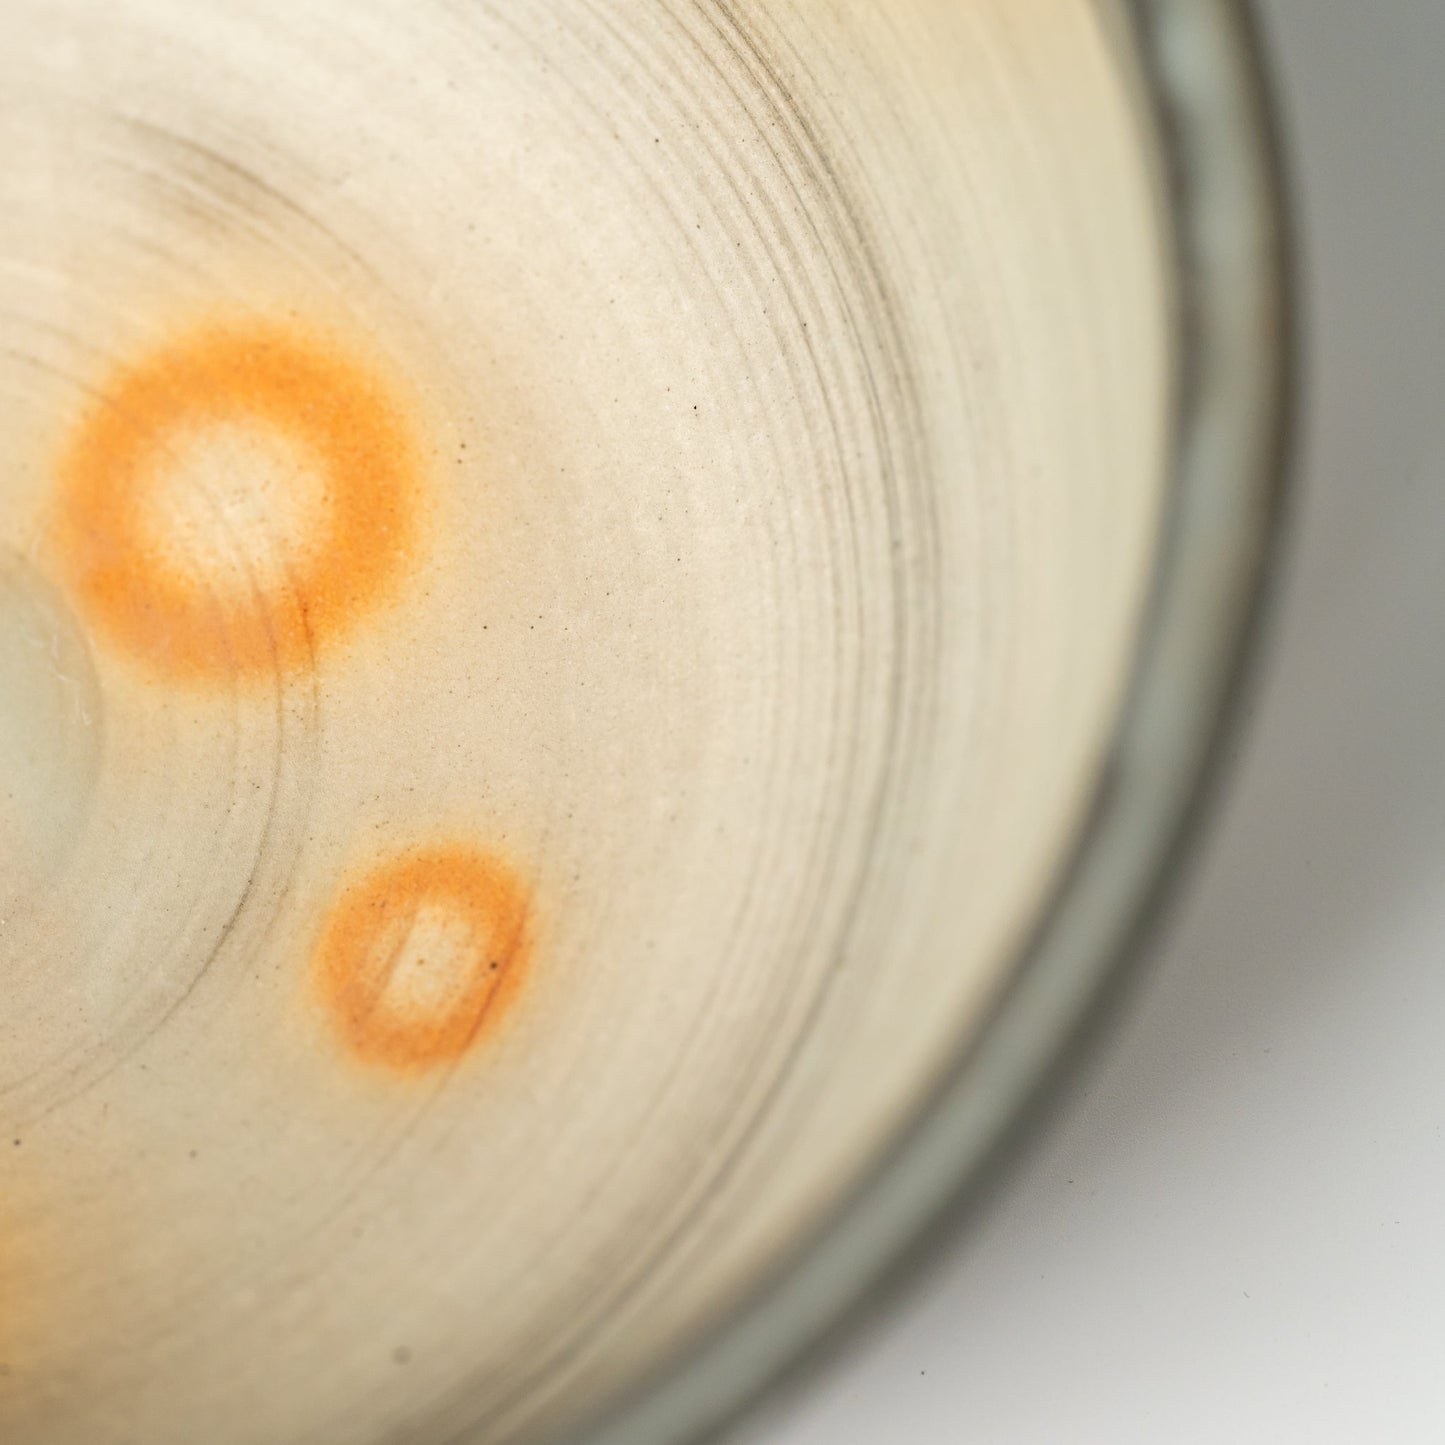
[311,844,533,1072]
[51,320,424,685]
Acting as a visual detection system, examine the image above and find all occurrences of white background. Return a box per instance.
[740,3,1445,1441]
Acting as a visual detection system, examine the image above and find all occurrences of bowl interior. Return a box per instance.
[0,2,1168,1441]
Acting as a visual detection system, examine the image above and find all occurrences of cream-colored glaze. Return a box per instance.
[0,1,1168,1440]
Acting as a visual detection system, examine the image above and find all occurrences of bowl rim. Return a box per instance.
[544,4,1297,1442]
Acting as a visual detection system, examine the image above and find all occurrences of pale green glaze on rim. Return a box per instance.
[540,3,1295,1442]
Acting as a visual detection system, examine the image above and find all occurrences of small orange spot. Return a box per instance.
[311,844,533,1072]
[51,320,424,685]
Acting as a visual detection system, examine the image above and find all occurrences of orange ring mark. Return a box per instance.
[311,844,534,1073]
[52,320,423,685]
